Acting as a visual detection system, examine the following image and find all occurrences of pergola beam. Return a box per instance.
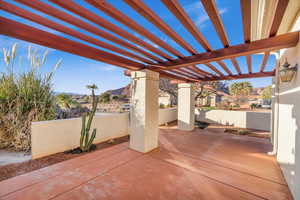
[161,0,212,51]
[246,55,252,74]
[204,63,224,76]
[240,0,251,43]
[85,0,183,58]
[204,71,275,81]
[269,0,290,37]
[156,31,299,69]
[1,1,153,64]
[124,0,197,55]
[216,60,232,75]
[48,0,169,62]
[13,0,161,63]
[201,0,229,47]
[260,52,270,72]
[0,17,143,70]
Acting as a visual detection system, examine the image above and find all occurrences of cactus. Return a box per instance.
[80,84,99,152]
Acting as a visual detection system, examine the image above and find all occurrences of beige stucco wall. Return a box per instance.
[31,108,177,159]
[275,16,300,199]
[158,108,177,125]
[195,109,271,131]
[31,113,129,159]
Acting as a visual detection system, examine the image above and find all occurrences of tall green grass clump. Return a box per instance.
[0,44,61,151]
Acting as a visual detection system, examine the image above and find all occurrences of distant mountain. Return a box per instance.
[105,84,130,97]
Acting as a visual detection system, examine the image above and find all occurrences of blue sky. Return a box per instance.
[0,0,273,94]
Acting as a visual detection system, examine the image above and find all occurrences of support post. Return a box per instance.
[178,83,195,131]
[130,69,159,153]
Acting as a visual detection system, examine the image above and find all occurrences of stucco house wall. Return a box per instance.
[275,13,300,199]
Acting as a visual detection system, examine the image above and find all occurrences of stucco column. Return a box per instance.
[178,83,195,131]
[130,69,159,153]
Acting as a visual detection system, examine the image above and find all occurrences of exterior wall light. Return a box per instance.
[279,59,298,82]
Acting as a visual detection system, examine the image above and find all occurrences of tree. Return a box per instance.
[194,81,228,100]
[229,81,253,96]
[100,92,110,103]
[159,78,178,99]
[261,85,272,100]
[56,93,80,109]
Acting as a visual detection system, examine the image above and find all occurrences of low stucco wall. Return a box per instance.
[31,113,129,159]
[195,109,271,131]
[31,108,177,159]
[158,108,177,125]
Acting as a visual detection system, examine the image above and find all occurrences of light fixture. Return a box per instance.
[279,59,298,82]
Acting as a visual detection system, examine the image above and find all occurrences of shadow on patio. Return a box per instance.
[0,124,293,200]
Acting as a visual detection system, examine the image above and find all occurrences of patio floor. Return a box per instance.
[0,125,293,200]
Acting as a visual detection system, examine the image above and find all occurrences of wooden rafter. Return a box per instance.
[216,61,232,75]
[170,69,201,80]
[240,0,251,43]
[230,58,242,74]
[269,0,290,37]
[48,0,170,61]
[204,63,224,76]
[85,0,183,58]
[246,55,252,74]
[161,0,212,51]
[157,31,299,69]
[13,0,162,63]
[201,0,241,75]
[124,0,197,55]
[1,1,153,64]
[201,0,229,47]
[204,71,275,81]
[0,17,143,70]
[187,66,213,78]
[259,52,270,72]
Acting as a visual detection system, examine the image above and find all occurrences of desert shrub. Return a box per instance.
[0,44,61,151]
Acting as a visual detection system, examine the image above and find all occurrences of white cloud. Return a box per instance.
[183,1,228,29]
[90,63,117,72]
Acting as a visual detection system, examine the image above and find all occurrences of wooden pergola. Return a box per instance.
[0,0,298,82]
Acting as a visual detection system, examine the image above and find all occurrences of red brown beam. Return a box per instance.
[201,0,230,47]
[246,55,252,73]
[230,58,241,74]
[0,17,143,70]
[1,1,153,64]
[124,0,197,55]
[260,52,270,72]
[216,61,232,75]
[187,65,214,77]
[157,31,299,69]
[13,0,161,63]
[269,0,289,37]
[85,0,183,58]
[204,71,275,81]
[161,0,212,51]
[240,0,251,43]
[48,0,169,62]
[204,63,224,76]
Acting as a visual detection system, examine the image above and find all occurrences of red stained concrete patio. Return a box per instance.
[0,125,293,200]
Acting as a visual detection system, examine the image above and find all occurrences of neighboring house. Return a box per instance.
[196,88,229,107]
